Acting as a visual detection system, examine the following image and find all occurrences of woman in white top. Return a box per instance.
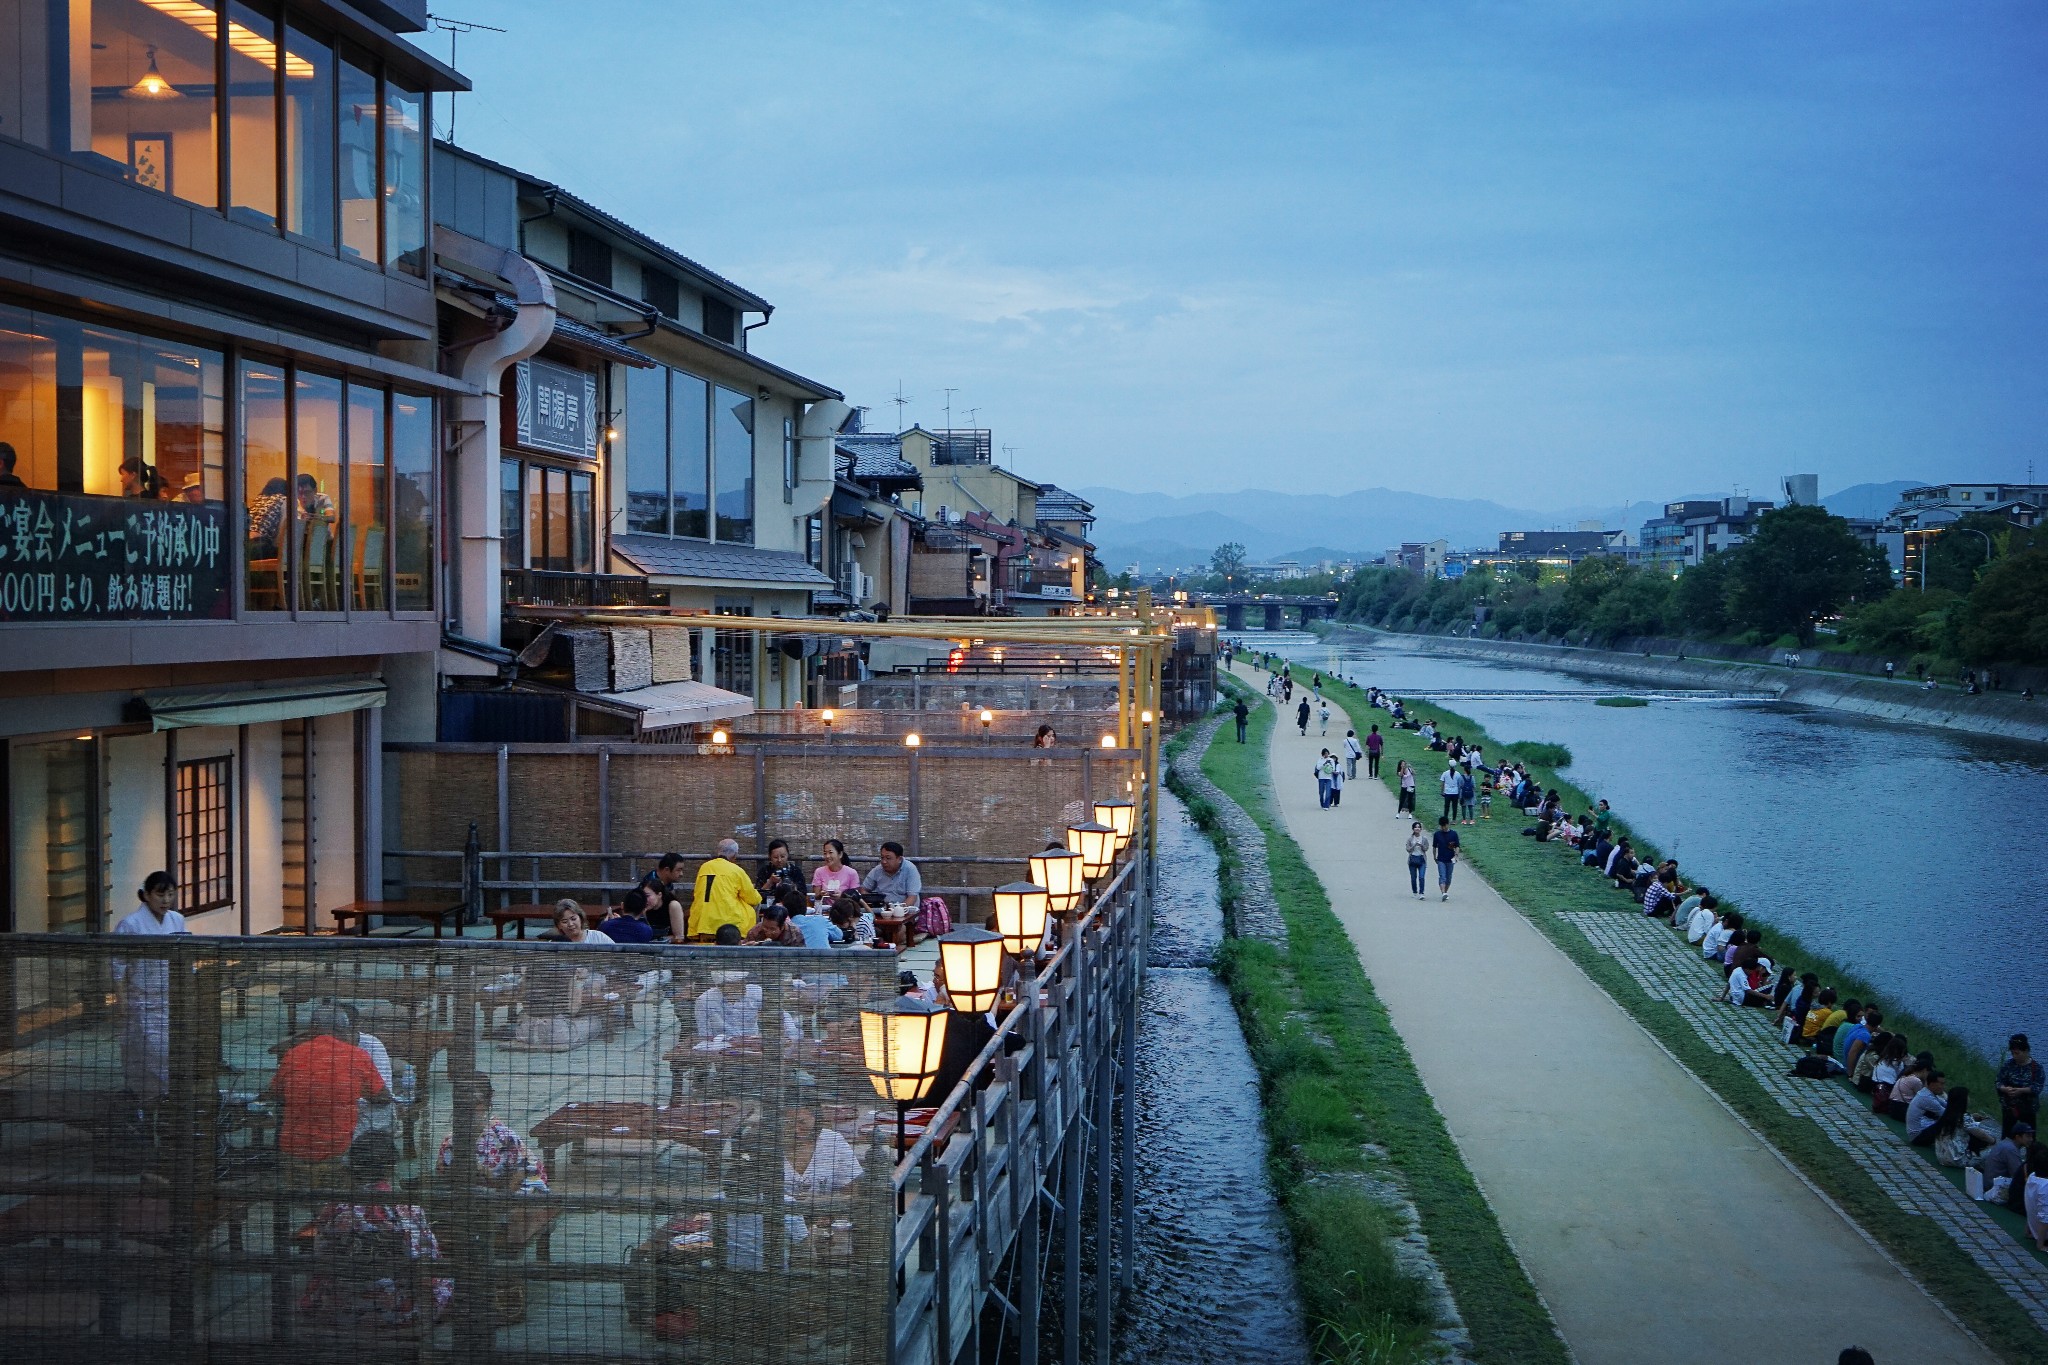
[113,871,188,1105]
[1404,822,1430,899]
[552,901,613,945]
[2024,1147,2048,1251]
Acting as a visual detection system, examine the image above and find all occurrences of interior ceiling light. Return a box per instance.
[141,0,314,77]
[124,45,180,99]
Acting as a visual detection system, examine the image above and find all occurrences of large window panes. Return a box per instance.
[84,0,220,208]
[346,381,385,608]
[241,362,288,609]
[391,390,432,609]
[293,371,342,610]
[523,465,595,573]
[337,55,377,263]
[0,0,54,148]
[0,305,223,501]
[623,364,668,535]
[225,2,277,223]
[567,468,593,571]
[670,372,707,538]
[499,457,521,566]
[713,385,753,545]
[382,78,424,275]
[283,22,334,244]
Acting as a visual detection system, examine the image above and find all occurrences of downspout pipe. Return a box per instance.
[436,226,557,649]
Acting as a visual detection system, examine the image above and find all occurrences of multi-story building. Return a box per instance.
[1631,499,1769,570]
[1494,529,1626,564]
[822,418,922,614]
[1390,540,1448,576]
[2,0,464,937]
[1874,482,2047,580]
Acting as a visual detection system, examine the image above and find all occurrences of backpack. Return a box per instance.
[1791,1055,1832,1079]
[914,896,952,938]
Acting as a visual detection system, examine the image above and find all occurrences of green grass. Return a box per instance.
[1594,695,1648,707]
[1281,666,2048,1364]
[1178,680,1569,1365]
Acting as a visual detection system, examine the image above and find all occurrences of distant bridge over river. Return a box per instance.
[1198,594,1341,631]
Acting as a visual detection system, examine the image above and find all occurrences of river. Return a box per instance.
[1244,629,2048,1062]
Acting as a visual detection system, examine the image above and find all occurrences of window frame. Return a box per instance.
[174,755,235,915]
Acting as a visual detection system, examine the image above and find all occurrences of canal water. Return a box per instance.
[1247,629,2048,1060]
[1116,785,1310,1363]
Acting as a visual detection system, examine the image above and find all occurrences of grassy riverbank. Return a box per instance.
[1168,686,1568,1365]
[1271,665,2047,1362]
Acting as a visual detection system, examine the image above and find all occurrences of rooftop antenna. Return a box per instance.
[964,407,979,430]
[890,381,913,432]
[1000,443,1018,468]
[427,13,505,143]
[943,387,958,432]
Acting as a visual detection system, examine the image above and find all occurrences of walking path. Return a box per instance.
[1234,666,1996,1365]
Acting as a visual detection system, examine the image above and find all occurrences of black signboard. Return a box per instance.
[514,357,598,460]
[0,489,230,621]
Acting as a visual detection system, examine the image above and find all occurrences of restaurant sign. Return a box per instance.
[0,489,228,621]
[515,357,598,459]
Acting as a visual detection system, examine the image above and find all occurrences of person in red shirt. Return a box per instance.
[273,1004,390,1181]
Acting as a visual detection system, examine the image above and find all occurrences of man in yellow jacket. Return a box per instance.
[685,838,761,941]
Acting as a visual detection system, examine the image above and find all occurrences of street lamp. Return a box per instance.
[1066,821,1116,881]
[860,993,949,1152]
[980,708,994,742]
[938,926,1007,1013]
[821,708,835,733]
[1029,849,1086,916]
[1099,734,1117,749]
[1093,799,1135,853]
[992,881,1052,958]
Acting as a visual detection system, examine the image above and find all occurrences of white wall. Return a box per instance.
[105,731,168,922]
[243,722,284,934]
[311,710,359,925]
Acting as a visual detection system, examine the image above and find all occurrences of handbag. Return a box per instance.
[1870,1081,1893,1114]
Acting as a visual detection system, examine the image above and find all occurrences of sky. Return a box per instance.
[436,1,2048,511]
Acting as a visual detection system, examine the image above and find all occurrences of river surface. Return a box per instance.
[1116,785,1310,1363]
[1243,630,2048,1061]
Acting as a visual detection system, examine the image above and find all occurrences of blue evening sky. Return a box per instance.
[440,1,2048,509]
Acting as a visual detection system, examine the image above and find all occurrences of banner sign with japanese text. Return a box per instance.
[514,357,599,460]
[0,490,230,621]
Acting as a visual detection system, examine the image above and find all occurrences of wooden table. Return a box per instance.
[330,901,465,937]
[872,908,916,948]
[530,1099,746,1173]
[488,903,601,939]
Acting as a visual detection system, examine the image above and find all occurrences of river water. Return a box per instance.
[1116,785,1310,1363]
[1245,630,2048,1060]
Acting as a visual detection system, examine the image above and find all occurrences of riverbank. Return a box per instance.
[1167,699,1566,1365]
[1264,662,2048,1359]
[1316,623,2048,745]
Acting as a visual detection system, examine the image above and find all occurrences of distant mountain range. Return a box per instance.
[1080,479,1923,571]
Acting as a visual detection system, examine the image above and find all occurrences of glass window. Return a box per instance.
[782,415,797,499]
[337,54,377,263]
[623,364,667,535]
[524,463,547,571]
[567,468,593,572]
[84,0,219,208]
[499,457,521,567]
[225,2,277,223]
[240,361,288,610]
[0,0,54,149]
[713,385,753,545]
[293,370,341,610]
[347,381,385,608]
[175,755,234,913]
[0,305,222,500]
[283,22,333,244]
[391,390,432,609]
[670,372,707,539]
[383,78,424,274]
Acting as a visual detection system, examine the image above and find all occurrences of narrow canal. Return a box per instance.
[1116,784,1310,1363]
[1249,629,2048,1060]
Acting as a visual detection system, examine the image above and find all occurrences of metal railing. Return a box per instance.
[502,569,659,609]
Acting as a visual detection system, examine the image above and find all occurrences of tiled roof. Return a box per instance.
[1033,484,1094,520]
[611,535,834,587]
[836,433,920,483]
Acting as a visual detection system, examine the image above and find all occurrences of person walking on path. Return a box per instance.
[1329,754,1346,807]
[1296,697,1311,736]
[1365,724,1383,777]
[1404,821,1430,899]
[1432,816,1461,900]
[1318,699,1330,735]
[1343,729,1363,780]
[1233,697,1250,743]
[1439,763,1462,824]
[1396,759,1416,816]
[1315,751,1334,809]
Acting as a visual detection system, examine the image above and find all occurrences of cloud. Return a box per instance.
[760,248,1194,332]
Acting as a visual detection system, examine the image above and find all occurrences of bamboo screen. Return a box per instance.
[0,937,898,1364]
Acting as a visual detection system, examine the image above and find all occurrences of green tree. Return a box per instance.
[1955,531,2048,664]
[1210,541,1248,583]
[1725,505,1890,645]
[1673,552,1736,635]
[1840,587,1963,656]
[1917,513,2011,594]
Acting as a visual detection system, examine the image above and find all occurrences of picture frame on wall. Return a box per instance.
[129,135,171,192]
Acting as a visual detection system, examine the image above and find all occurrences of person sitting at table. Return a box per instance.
[757,839,805,899]
[727,1106,864,1272]
[272,1004,392,1188]
[633,854,690,939]
[827,897,876,947]
[687,839,761,942]
[862,841,922,904]
[297,1134,452,1331]
[744,898,807,947]
[787,886,840,948]
[601,891,658,944]
[336,1003,398,1143]
[812,839,861,900]
[547,900,613,945]
[514,948,609,1049]
[437,1073,548,1194]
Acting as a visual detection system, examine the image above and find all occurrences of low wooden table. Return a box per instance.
[871,908,917,948]
[330,901,465,937]
[530,1099,747,1173]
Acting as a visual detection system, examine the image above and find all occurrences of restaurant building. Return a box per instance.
[0,0,465,940]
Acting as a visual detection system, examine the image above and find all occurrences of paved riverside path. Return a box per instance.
[1235,667,1994,1365]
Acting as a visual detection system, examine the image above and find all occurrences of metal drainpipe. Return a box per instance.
[741,306,772,351]
[437,228,558,650]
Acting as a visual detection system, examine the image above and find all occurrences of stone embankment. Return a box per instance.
[1322,625,2048,745]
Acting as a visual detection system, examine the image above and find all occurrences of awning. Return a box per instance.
[585,679,754,733]
[140,679,387,731]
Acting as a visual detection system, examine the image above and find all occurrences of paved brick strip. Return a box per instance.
[1561,908,2048,1332]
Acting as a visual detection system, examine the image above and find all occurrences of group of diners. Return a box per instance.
[550,837,935,952]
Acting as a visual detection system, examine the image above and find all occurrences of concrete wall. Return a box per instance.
[1328,625,2048,745]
